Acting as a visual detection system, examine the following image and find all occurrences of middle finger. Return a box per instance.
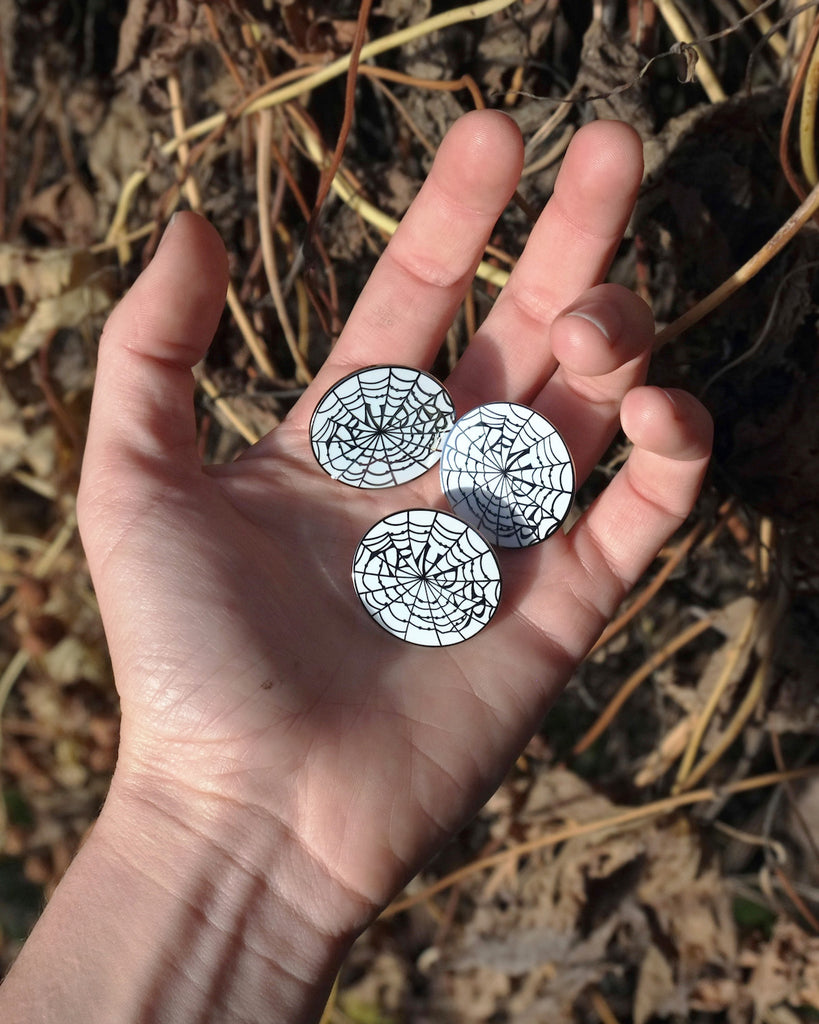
[447,119,644,413]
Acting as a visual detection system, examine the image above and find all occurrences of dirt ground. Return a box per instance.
[1,1,818,1021]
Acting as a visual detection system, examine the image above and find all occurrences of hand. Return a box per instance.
[3,110,712,1023]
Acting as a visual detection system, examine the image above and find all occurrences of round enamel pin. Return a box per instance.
[440,402,575,548]
[352,509,502,646]
[310,366,456,488]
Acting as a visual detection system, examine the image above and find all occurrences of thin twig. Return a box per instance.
[735,0,787,56]
[655,0,728,102]
[590,990,622,1024]
[382,765,819,917]
[573,615,716,756]
[655,171,819,345]
[257,108,312,382]
[674,599,760,788]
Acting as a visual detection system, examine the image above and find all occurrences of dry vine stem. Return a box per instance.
[105,0,519,258]
[654,0,727,102]
[572,615,716,756]
[800,20,819,187]
[167,73,277,380]
[257,108,312,383]
[655,171,819,344]
[382,765,819,917]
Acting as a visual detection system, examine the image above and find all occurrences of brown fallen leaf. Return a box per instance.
[1,282,113,366]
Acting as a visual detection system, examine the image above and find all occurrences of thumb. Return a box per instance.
[85,212,228,470]
[78,212,228,553]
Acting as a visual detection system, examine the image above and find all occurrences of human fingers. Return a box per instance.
[80,212,229,484]
[513,386,713,664]
[533,283,655,482]
[447,120,644,411]
[283,109,524,434]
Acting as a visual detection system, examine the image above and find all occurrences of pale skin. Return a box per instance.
[0,111,712,1023]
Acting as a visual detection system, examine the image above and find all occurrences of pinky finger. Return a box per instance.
[571,386,713,590]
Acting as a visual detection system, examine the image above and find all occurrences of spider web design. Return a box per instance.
[440,402,575,548]
[352,509,502,646]
[310,366,456,488]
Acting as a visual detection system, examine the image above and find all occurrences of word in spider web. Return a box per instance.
[352,509,502,646]
[310,366,456,488]
[440,402,575,548]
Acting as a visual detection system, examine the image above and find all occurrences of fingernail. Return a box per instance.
[565,302,622,344]
[157,212,179,251]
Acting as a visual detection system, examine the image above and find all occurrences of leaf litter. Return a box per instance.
[1,1,819,1021]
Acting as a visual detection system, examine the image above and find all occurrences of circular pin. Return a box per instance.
[310,366,456,488]
[440,402,575,548]
[352,509,502,646]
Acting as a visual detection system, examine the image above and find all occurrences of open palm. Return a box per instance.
[77,111,711,922]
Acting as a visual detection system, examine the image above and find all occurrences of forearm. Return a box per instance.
[0,773,356,1024]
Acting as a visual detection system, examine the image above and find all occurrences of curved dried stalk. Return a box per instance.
[257,108,312,383]
[674,599,760,788]
[291,110,511,289]
[655,172,819,345]
[800,22,819,186]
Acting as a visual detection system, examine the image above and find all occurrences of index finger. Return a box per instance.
[285,110,524,433]
[447,120,644,411]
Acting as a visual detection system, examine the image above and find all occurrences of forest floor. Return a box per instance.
[1,1,819,1021]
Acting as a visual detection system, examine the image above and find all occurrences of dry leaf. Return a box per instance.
[2,281,113,366]
[634,944,678,1024]
[747,921,819,1016]
[23,177,97,247]
[0,245,97,302]
[0,376,30,475]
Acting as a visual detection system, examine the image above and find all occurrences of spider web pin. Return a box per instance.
[352,509,502,646]
[310,366,456,488]
[440,402,575,548]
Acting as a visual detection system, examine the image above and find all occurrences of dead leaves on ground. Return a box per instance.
[343,768,819,1023]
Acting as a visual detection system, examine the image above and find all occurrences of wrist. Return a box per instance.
[2,762,372,1024]
[95,766,366,1022]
